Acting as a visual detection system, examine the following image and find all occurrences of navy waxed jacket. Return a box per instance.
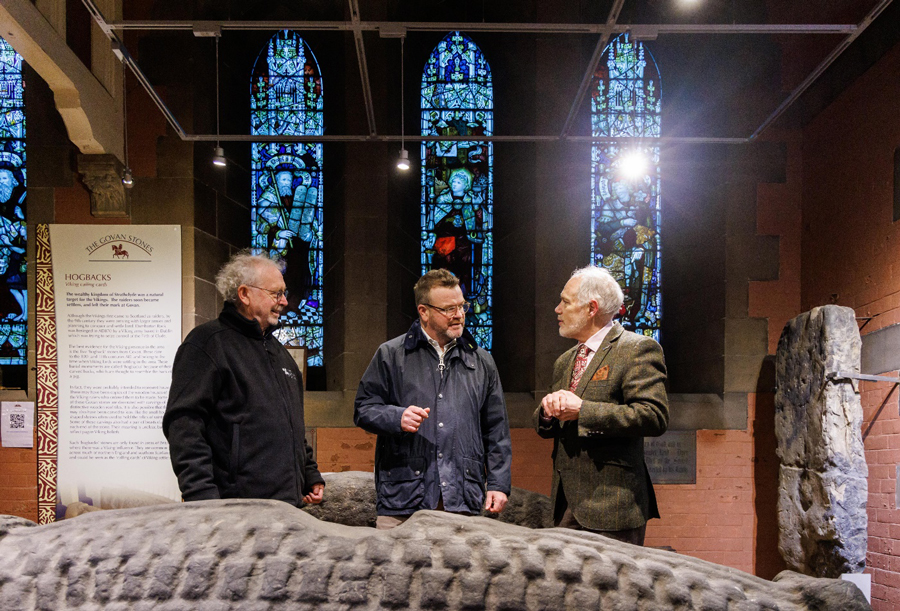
[354,319,512,516]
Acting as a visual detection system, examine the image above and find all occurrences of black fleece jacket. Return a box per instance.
[162,302,324,506]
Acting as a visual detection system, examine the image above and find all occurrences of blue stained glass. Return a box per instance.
[421,32,494,349]
[590,34,661,338]
[0,37,26,365]
[250,31,324,366]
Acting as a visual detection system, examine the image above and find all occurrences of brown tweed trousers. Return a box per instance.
[534,323,669,532]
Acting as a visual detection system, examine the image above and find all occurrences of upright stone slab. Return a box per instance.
[775,305,868,577]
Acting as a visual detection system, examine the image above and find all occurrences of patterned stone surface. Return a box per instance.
[775,305,868,577]
[0,499,870,610]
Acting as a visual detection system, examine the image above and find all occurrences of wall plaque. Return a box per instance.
[644,430,696,484]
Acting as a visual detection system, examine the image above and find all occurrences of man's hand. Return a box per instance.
[303,483,324,505]
[401,405,430,432]
[541,390,583,422]
[484,490,508,513]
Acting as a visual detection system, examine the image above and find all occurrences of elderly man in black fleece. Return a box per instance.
[163,250,324,506]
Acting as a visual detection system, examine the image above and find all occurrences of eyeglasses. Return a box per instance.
[246,285,289,301]
[424,302,470,317]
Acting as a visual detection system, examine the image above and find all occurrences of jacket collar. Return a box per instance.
[403,319,478,363]
[219,301,279,340]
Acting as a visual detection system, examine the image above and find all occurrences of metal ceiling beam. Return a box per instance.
[348,0,377,136]
[82,0,188,140]
[78,0,884,147]
[178,133,748,144]
[102,20,858,36]
[559,0,626,139]
[750,0,895,139]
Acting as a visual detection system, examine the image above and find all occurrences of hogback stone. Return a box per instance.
[775,305,868,577]
[0,499,872,609]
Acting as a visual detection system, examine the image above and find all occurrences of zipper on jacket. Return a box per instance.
[264,336,302,502]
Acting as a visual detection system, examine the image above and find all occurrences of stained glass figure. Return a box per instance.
[590,33,661,338]
[0,37,26,366]
[250,31,324,366]
[421,32,493,349]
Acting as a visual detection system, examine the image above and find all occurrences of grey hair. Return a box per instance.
[571,265,624,316]
[215,249,285,304]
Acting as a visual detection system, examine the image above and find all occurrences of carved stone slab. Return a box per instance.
[775,305,868,577]
[301,471,553,529]
[0,499,870,609]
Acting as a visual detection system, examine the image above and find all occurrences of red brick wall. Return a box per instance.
[0,430,37,522]
[646,426,755,572]
[860,377,900,609]
[645,397,784,576]
[800,39,900,611]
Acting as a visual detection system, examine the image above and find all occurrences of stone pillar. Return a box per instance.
[77,154,128,218]
[775,305,868,577]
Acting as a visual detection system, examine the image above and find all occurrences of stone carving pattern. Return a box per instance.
[77,154,128,218]
[0,499,870,610]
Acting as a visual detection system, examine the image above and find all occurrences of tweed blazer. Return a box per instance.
[534,323,668,531]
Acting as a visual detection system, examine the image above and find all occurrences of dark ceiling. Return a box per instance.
[106,0,898,142]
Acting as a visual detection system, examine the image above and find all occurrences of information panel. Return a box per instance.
[50,225,182,510]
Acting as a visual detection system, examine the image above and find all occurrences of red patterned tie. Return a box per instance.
[569,344,591,392]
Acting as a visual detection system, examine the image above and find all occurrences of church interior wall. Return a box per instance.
[3,2,900,606]
[799,36,900,611]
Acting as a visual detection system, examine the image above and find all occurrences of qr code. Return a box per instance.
[9,413,25,429]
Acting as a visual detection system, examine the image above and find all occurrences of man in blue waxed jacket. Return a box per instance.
[354,269,512,529]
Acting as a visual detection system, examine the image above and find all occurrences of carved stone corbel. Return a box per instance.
[77,154,129,218]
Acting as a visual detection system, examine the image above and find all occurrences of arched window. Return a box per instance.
[250,30,324,366]
[590,33,661,338]
[420,32,494,349]
[0,36,27,381]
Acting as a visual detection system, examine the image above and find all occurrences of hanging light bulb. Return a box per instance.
[397,35,409,172]
[213,146,226,167]
[121,59,133,188]
[397,148,410,171]
[212,33,226,169]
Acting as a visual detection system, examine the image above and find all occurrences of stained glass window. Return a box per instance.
[421,32,494,349]
[0,37,26,370]
[250,30,324,366]
[590,33,661,338]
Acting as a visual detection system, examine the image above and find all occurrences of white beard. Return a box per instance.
[560,311,590,339]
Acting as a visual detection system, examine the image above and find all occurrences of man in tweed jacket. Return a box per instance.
[534,265,668,545]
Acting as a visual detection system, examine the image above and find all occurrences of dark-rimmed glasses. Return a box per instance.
[246,285,289,301]
[424,302,470,317]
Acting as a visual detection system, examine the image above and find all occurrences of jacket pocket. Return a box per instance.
[378,458,426,511]
[462,457,485,509]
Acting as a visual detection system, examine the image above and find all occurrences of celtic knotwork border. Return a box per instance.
[35,224,58,524]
